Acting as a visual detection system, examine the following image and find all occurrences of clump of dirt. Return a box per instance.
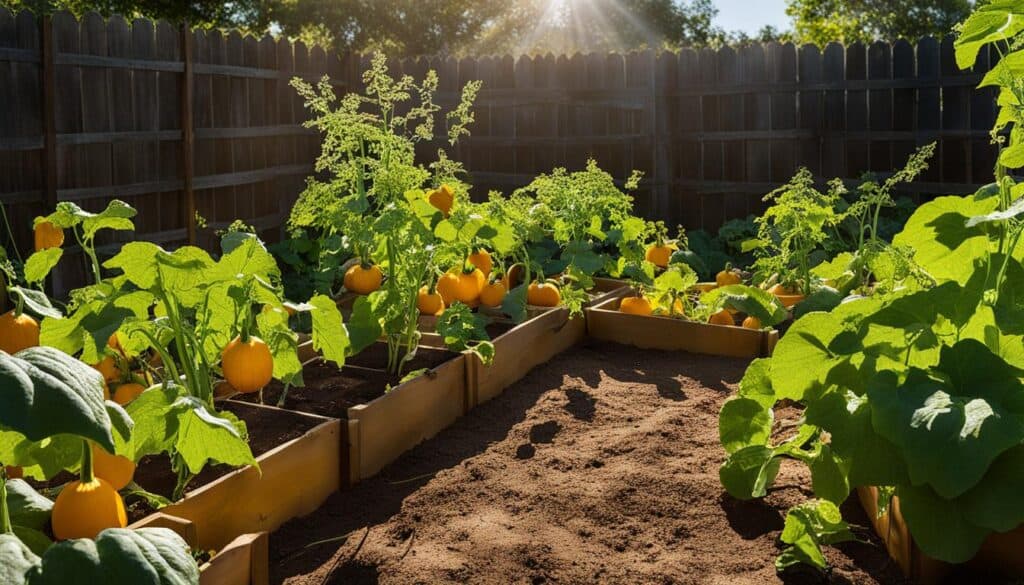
[270,340,905,584]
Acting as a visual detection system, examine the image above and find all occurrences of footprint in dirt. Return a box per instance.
[515,421,562,460]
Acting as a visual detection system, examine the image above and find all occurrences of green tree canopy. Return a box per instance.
[785,0,976,46]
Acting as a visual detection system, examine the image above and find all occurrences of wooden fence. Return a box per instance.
[0,9,999,289]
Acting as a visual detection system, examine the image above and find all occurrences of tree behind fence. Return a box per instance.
[0,9,998,292]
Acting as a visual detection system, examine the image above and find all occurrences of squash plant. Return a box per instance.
[288,53,500,375]
[28,206,348,500]
[718,1,1024,572]
[0,347,200,584]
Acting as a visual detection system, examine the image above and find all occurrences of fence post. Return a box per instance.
[180,22,195,245]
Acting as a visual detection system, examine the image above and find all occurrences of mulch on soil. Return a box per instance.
[269,340,905,585]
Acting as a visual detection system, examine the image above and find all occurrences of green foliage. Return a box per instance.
[786,0,973,46]
[15,527,198,585]
[718,11,1024,565]
[0,347,120,454]
[776,500,855,571]
[435,302,495,365]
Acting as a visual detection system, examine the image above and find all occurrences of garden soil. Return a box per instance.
[269,340,907,585]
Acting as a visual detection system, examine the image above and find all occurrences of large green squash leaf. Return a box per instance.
[25,528,198,585]
[7,479,53,531]
[719,398,772,455]
[892,195,998,285]
[868,342,1024,499]
[0,348,118,453]
[899,483,991,564]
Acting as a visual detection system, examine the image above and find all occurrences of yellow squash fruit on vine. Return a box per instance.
[0,311,40,355]
[479,281,507,308]
[709,309,734,326]
[91,443,135,491]
[716,268,742,287]
[427,184,455,217]
[742,316,762,330]
[344,263,383,295]
[645,244,672,268]
[619,296,653,316]
[113,382,145,406]
[92,355,121,383]
[468,249,493,277]
[417,287,445,316]
[33,220,64,251]
[221,336,273,394]
[527,281,561,307]
[438,269,484,305]
[51,477,127,540]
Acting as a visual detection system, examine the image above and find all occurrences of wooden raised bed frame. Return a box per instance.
[857,486,1024,584]
[131,513,268,585]
[294,336,469,485]
[585,297,779,358]
[346,352,468,482]
[132,403,342,552]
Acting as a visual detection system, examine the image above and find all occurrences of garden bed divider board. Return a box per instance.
[857,486,1024,583]
[588,277,632,306]
[584,297,779,358]
[130,513,269,585]
[469,306,586,407]
[346,353,469,483]
[133,403,342,552]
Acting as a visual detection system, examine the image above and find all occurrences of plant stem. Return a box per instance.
[80,440,94,483]
[0,470,11,534]
[74,229,102,284]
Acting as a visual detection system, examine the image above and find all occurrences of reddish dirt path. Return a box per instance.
[270,340,904,585]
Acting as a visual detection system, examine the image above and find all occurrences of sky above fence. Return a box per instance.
[714,0,788,34]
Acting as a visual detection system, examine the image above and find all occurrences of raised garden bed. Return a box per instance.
[585,297,778,358]
[857,486,1024,584]
[127,402,342,552]
[469,306,586,406]
[244,341,468,485]
[131,513,268,585]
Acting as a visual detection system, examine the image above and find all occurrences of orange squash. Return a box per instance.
[344,263,383,295]
[52,477,127,540]
[92,355,121,383]
[645,244,672,268]
[439,269,484,305]
[427,184,455,217]
[417,287,445,316]
[527,282,561,307]
[33,220,64,251]
[468,249,493,277]
[221,336,273,394]
[742,316,762,330]
[479,281,507,308]
[768,283,806,308]
[709,309,734,326]
[619,296,653,316]
[91,443,135,491]
[112,382,145,406]
[0,311,39,355]
[716,268,742,287]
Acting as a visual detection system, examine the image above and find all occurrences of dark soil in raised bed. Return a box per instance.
[125,401,322,524]
[235,343,460,419]
[267,340,907,585]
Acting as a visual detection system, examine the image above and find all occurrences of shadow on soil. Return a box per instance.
[269,358,577,584]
